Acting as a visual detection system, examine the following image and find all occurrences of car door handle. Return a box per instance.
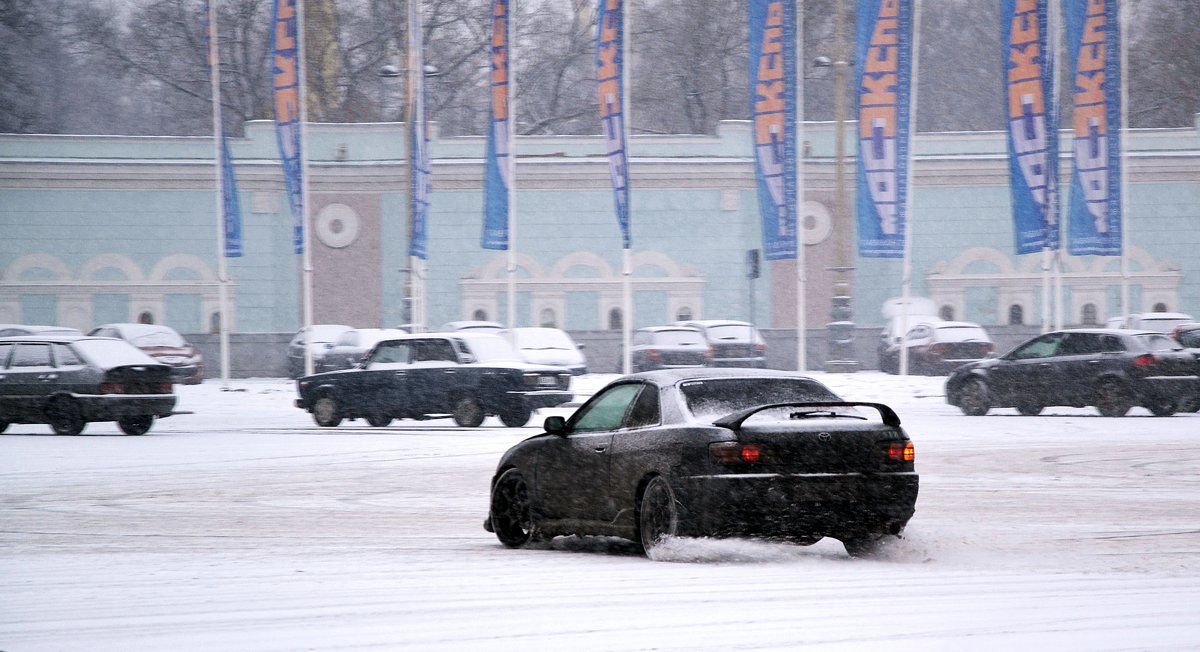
[38,374,58,380]
[593,445,608,453]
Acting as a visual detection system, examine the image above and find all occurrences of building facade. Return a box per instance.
[2,118,1198,357]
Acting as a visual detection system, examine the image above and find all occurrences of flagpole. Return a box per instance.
[899,0,922,377]
[1118,0,1129,318]
[208,0,231,388]
[1049,0,1062,331]
[621,0,632,375]
[795,0,806,372]
[407,0,425,332]
[297,0,314,374]
[507,1,517,332]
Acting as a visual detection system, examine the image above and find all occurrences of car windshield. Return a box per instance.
[512,328,573,350]
[461,336,522,363]
[679,377,841,420]
[705,324,757,341]
[73,339,161,368]
[653,330,704,346]
[933,325,990,342]
[126,327,186,347]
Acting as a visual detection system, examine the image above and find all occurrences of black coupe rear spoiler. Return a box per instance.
[713,401,901,430]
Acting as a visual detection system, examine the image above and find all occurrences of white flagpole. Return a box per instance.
[1049,0,1062,331]
[298,0,314,374]
[208,0,231,388]
[899,0,922,377]
[507,1,517,332]
[795,0,806,372]
[1118,0,1130,318]
[621,0,632,375]
[407,0,425,333]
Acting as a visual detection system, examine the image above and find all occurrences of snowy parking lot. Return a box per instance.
[3,371,1199,650]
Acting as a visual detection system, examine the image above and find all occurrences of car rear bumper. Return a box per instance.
[677,472,919,539]
[509,390,574,409]
[76,394,178,420]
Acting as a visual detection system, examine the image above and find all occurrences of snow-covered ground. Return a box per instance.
[2,371,1199,651]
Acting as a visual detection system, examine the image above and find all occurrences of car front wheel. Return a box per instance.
[842,533,888,558]
[1094,381,1132,417]
[490,469,535,548]
[957,378,991,416]
[1015,400,1043,416]
[117,415,154,435]
[45,397,86,435]
[638,476,680,557]
[1144,397,1176,417]
[312,396,343,427]
[365,412,392,427]
[452,395,485,428]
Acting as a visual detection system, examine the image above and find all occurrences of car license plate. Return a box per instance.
[538,376,556,387]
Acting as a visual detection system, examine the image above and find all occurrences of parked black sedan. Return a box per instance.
[0,335,177,435]
[295,332,573,428]
[484,368,918,558]
[945,328,1200,417]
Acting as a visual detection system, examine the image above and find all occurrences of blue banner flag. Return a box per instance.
[1003,0,1059,254]
[1063,0,1121,256]
[270,0,303,255]
[595,0,631,249]
[482,0,511,251]
[855,0,914,259]
[748,0,797,261]
[220,138,243,257]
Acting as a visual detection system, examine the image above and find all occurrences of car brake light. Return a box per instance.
[1134,353,1156,367]
[99,382,125,394]
[709,442,768,464]
[647,349,661,362]
[755,342,766,354]
[882,441,915,462]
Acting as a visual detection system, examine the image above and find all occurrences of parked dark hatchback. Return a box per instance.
[295,332,573,428]
[0,335,177,435]
[945,328,1200,417]
[630,326,711,372]
[484,368,918,558]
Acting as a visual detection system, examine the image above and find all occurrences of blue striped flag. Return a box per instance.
[749,0,797,261]
[270,0,304,254]
[595,0,631,249]
[482,0,511,251]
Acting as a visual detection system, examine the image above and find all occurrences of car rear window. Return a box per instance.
[933,325,990,342]
[705,324,759,341]
[654,330,705,346]
[680,378,840,419]
[1137,333,1182,352]
[128,328,186,347]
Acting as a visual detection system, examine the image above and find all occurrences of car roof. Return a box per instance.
[93,323,182,335]
[627,367,822,386]
[638,325,700,332]
[0,334,111,343]
[677,319,753,327]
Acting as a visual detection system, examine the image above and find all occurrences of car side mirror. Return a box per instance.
[544,415,568,436]
[459,354,475,364]
[576,343,586,350]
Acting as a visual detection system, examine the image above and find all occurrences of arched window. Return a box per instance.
[1008,304,1024,325]
[539,308,557,328]
[472,309,488,321]
[1081,303,1098,325]
[676,307,692,321]
[608,308,623,330]
[1153,302,1168,313]
[138,311,154,324]
[939,305,954,321]
[209,312,221,334]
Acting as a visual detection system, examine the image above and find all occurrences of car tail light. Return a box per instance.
[755,342,766,354]
[647,349,661,363]
[709,442,770,464]
[704,347,714,362]
[881,441,915,462]
[1134,353,1156,368]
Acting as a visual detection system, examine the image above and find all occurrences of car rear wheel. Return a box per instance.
[490,469,535,548]
[1144,398,1176,417]
[312,396,343,427]
[117,415,154,435]
[1094,381,1132,417]
[452,395,485,428]
[638,476,679,557]
[1015,400,1043,416]
[957,378,990,416]
[365,412,392,427]
[0,420,8,434]
[498,401,532,428]
[842,533,887,558]
[45,397,86,435]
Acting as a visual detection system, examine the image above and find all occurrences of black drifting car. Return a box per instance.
[485,368,918,558]
[294,332,573,428]
[0,335,177,435]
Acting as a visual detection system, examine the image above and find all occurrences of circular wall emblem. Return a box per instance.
[801,201,833,245]
[314,203,360,249]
